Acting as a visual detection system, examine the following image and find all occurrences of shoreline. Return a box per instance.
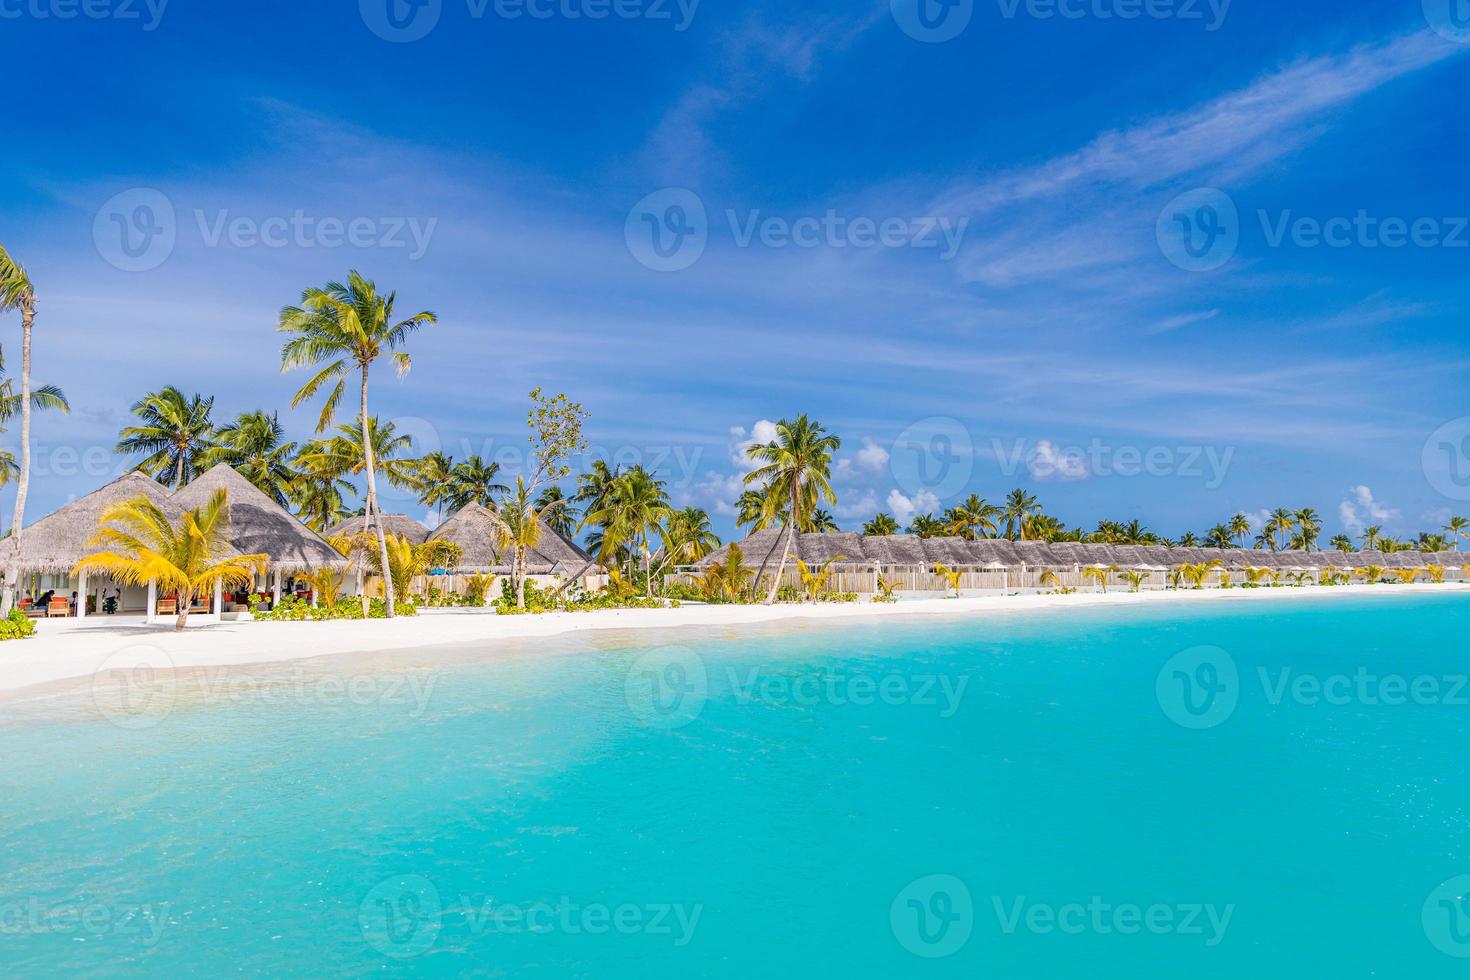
[3,582,1468,700]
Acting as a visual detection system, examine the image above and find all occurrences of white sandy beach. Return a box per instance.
[3,582,1467,700]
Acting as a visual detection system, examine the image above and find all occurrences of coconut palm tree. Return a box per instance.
[1123,570,1147,592]
[798,557,846,601]
[1204,524,1234,549]
[744,416,840,605]
[116,387,217,488]
[446,455,509,512]
[735,489,778,533]
[357,532,462,601]
[1082,564,1118,593]
[657,506,720,574]
[484,477,567,610]
[1329,534,1355,552]
[1228,512,1251,547]
[297,418,420,497]
[1443,516,1469,551]
[1178,531,1200,547]
[805,508,839,533]
[1359,526,1383,552]
[0,349,67,544]
[288,469,354,533]
[1001,488,1040,541]
[585,466,672,596]
[908,514,945,538]
[414,451,457,526]
[0,245,41,557]
[1293,507,1322,551]
[699,543,754,602]
[279,271,437,618]
[199,411,298,506]
[946,494,1001,541]
[73,488,268,632]
[934,562,965,598]
[862,512,899,536]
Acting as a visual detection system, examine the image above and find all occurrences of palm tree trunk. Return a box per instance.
[515,547,526,610]
[642,539,651,599]
[176,590,190,632]
[2,298,34,617]
[360,366,395,618]
[763,483,801,605]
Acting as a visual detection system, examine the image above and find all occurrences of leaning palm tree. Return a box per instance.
[744,416,840,605]
[279,271,437,618]
[116,387,217,488]
[73,489,268,632]
[199,410,298,506]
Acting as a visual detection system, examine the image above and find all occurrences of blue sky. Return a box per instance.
[3,0,1469,543]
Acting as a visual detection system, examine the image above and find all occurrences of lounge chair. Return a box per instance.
[156,598,178,617]
[47,598,70,618]
[21,599,45,620]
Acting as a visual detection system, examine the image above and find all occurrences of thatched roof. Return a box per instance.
[326,512,431,545]
[427,503,596,574]
[0,472,186,575]
[173,465,347,573]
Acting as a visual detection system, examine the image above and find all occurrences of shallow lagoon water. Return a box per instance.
[3,593,1470,976]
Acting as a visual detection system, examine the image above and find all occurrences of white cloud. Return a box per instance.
[856,437,890,471]
[1027,440,1090,481]
[835,490,879,520]
[1338,485,1399,533]
[728,420,779,469]
[886,488,939,524]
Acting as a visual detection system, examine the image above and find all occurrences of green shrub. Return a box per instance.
[0,608,37,641]
[255,596,417,622]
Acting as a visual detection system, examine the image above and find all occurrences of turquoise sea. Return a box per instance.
[4,593,1470,977]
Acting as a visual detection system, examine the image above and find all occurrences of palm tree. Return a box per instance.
[1329,534,1355,552]
[415,451,457,526]
[1001,488,1040,541]
[357,532,462,601]
[1294,508,1322,551]
[798,557,846,601]
[485,477,567,610]
[289,470,354,532]
[735,489,778,533]
[862,513,899,536]
[0,245,49,562]
[1360,526,1383,552]
[805,508,839,533]
[657,506,720,574]
[447,455,509,512]
[1228,513,1251,547]
[279,271,437,618]
[946,494,1001,541]
[1082,564,1118,593]
[116,387,217,488]
[1443,516,1469,551]
[908,514,945,538]
[1263,508,1297,551]
[934,562,965,598]
[1178,531,1200,547]
[743,416,840,605]
[1122,570,1147,592]
[536,486,578,539]
[297,418,420,497]
[0,348,67,542]
[585,466,672,597]
[73,488,268,632]
[699,543,753,602]
[199,411,298,505]
[1204,524,1234,549]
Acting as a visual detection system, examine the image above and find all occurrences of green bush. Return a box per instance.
[0,608,37,641]
[255,596,417,622]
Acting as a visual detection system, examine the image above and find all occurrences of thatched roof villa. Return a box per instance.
[427,503,596,577]
[325,512,431,546]
[175,465,348,575]
[681,531,1464,595]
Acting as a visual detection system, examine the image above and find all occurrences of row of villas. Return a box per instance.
[1,465,602,621]
[674,529,1468,596]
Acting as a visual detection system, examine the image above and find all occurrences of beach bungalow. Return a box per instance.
[325,513,432,546]
[426,503,605,595]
